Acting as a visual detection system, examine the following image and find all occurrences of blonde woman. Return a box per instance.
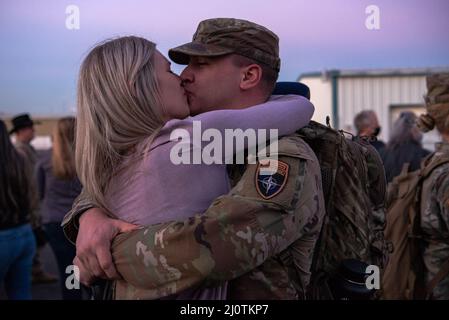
[36,117,83,299]
[76,36,314,299]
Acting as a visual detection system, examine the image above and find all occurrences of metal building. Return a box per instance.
[299,67,449,151]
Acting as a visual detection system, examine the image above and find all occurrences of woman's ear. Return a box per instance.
[240,64,263,90]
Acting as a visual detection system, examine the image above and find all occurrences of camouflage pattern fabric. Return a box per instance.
[417,73,449,299]
[15,141,40,227]
[169,18,281,72]
[420,141,449,300]
[299,122,387,270]
[297,121,388,299]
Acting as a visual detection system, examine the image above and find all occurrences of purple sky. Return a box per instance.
[1,0,448,116]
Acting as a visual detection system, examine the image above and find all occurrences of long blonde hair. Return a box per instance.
[76,36,165,211]
[52,117,76,180]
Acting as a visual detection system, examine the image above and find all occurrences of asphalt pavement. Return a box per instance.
[1,244,62,300]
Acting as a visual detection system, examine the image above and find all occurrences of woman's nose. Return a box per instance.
[180,67,193,85]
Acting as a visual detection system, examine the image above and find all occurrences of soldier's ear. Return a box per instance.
[239,64,262,91]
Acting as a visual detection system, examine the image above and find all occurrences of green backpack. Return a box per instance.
[296,120,389,299]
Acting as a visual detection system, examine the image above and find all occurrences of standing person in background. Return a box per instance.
[36,117,83,300]
[354,110,386,152]
[63,18,325,300]
[10,113,57,284]
[0,119,36,300]
[10,114,39,170]
[380,111,430,182]
[416,73,449,300]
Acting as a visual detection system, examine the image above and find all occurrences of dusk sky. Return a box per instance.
[1,0,448,116]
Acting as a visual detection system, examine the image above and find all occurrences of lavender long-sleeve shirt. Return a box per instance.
[105,95,314,299]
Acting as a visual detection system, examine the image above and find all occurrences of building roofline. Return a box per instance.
[297,66,449,81]
[1,113,76,120]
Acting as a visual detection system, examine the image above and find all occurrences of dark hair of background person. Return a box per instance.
[0,119,30,227]
[386,112,422,150]
[380,112,430,182]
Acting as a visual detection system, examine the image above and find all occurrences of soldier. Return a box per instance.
[416,73,449,300]
[63,18,326,299]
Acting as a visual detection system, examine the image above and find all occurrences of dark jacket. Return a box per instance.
[371,139,386,153]
[380,141,431,183]
[0,153,31,230]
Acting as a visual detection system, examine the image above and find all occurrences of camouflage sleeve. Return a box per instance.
[436,170,449,230]
[111,139,323,299]
[61,188,96,244]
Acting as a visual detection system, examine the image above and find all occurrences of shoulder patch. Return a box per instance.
[255,159,289,199]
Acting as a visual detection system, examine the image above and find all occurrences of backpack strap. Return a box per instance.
[421,155,449,179]
[416,155,449,298]
[414,156,449,219]
[414,156,449,234]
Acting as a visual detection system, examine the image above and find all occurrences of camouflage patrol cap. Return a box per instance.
[418,73,449,133]
[169,18,280,72]
[425,73,449,105]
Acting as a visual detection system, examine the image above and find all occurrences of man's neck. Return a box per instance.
[222,93,267,111]
[358,130,372,137]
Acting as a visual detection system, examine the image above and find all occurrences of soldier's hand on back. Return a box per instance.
[74,207,140,286]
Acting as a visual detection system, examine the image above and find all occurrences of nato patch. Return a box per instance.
[255,159,289,199]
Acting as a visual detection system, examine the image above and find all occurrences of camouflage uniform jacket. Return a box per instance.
[420,141,449,300]
[62,134,325,299]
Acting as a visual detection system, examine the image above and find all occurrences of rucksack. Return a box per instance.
[381,154,449,300]
[296,120,389,299]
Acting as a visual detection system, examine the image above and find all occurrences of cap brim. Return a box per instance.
[169,42,234,65]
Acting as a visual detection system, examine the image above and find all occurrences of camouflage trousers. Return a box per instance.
[423,241,449,300]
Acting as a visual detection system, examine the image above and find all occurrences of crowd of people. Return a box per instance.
[0,115,84,299]
[1,17,448,300]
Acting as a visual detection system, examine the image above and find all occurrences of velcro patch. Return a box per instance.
[255,159,289,199]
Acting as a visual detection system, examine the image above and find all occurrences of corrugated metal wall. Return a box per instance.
[337,75,427,141]
[300,77,333,125]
